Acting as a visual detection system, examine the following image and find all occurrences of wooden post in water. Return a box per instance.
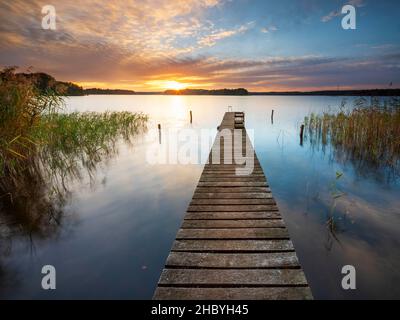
[190,110,193,124]
[300,124,305,146]
[158,124,162,144]
[271,110,274,124]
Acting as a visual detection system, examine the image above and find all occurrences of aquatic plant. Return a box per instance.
[303,98,400,182]
[0,67,148,241]
[0,67,63,177]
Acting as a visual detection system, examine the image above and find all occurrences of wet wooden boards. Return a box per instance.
[153,112,312,300]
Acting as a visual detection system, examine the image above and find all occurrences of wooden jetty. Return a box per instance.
[153,112,312,300]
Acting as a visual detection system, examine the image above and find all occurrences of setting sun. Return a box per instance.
[164,81,186,90]
[143,80,190,91]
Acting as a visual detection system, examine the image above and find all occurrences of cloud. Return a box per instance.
[321,0,365,22]
[0,0,223,59]
[348,0,366,7]
[1,0,399,91]
[198,22,253,47]
[261,25,278,33]
[321,10,340,22]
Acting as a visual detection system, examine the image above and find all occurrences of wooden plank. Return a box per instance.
[187,205,277,212]
[201,173,265,178]
[176,228,289,239]
[190,199,275,205]
[201,172,264,176]
[166,252,299,268]
[171,239,294,252]
[193,192,272,199]
[197,182,268,187]
[154,287,313,300]
[199,177,266,182]
[182,219,285,229]
[184,211,281,220]
[157,269,308,286]
[194,187,271,193]
[204,164,261,170]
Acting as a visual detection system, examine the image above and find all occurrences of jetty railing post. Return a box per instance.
[190,110,193,124]
[271,110,274,124]
[300,124,305,146]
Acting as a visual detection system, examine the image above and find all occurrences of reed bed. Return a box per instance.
[304,98,400,180]
[0,67,148,238]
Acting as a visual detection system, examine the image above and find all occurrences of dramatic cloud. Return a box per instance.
[1,0,399,91]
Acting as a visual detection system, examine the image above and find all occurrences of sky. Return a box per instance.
[0,0,399,91]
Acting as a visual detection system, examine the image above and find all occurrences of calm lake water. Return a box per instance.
[1,95,399,299]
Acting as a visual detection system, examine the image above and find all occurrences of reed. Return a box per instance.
[0,67,148,237]
[304,98,400,180]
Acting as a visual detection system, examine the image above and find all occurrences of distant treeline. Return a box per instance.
[10,71,400,97]
[15,72,85,96]
[85,88,137,95]
[249,89,400,96]
[164,88,249,95]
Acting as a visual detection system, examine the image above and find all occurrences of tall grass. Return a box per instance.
[34,111,147,187]
[0,67,148,239]
[304,98,400,181]
[0,67,63,177]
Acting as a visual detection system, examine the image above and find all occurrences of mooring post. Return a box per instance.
[300,124,305,146]
[158,124,161,144]
[190,110,193,124]
[271,110,274,124]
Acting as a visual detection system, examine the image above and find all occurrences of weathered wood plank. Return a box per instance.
[184,211,281,220]
[157,269,308,286]
[154,287,313,300]
[201,173,264,177]
[190,199,275,205]
[171,239,294,252]
[187,205,277,212]
[204,164,261,170]
[194,187,271,193]
[193,192,272,199]
[197,182,267,187]
[201,174,265,178]
[176,228,289,239]
[200,177,266,182]
[182,219,285,229]
[166,252,299,268]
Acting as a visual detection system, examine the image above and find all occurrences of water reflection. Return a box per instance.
[0,114,148,290]
[303,99,400,184]
[0,95,399,299]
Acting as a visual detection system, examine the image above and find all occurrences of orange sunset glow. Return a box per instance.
[1,0,399,91]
